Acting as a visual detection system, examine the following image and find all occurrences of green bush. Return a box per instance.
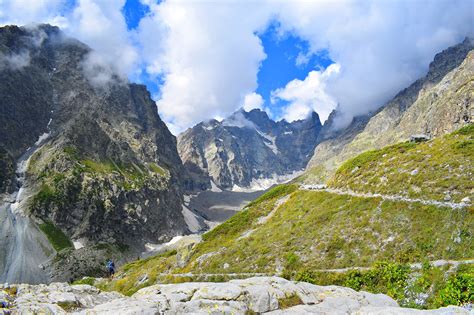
[434,269,474,307]
[453,123,474,135]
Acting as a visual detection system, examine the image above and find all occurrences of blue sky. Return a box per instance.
[122,0,150,30]
[255,23,333,119]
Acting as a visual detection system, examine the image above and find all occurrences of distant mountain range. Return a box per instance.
[178,109,322,191]
[178,38,473,191]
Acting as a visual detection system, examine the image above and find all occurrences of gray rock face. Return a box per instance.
[1,277,468,314]
[178,109,322,191]
[306,37,474,182]
[0,25,187,281]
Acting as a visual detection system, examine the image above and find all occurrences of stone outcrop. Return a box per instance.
[1,277,469,314]
[306,38,473,183]
[178,109,322,191]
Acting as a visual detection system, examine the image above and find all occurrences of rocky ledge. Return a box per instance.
[0,277,469,314]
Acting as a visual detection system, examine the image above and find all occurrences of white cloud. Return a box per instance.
[272,64,340,122]
[0,0,472,132]
[222,110,255,129]
[0,0,138,79]
[81,51,119,88]
[67,0,138,78]
[137,1,272,132]
[243,92,264,111]
[275,0,474,127]
[0,0,66,27]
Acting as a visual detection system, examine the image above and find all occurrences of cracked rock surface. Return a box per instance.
[1,277,469,314]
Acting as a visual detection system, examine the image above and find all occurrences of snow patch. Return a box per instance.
[255,129,279,155]
[144,234,202,255]
[34,132,50,146]
[232,170,303,192]
[73,241,84,250]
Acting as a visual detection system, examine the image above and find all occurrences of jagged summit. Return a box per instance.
[178,108,322,191]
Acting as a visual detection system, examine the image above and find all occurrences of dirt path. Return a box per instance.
[155,259,474,278]
[300,185,470,209]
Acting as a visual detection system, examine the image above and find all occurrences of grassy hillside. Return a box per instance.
[97,126,474,308]
[329,124,474,203]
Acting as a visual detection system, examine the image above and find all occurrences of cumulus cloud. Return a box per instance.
[66,0,138,78]
[0,0,67,27]
[271,64,340,122]
[137,1,272,132]
[222,110,256,129]
[137,0,473,132]
[274,0,474,127]
[243,92,264,112]
[0,0,138,79]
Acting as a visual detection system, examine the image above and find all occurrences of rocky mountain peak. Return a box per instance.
[426,36,474,83]
[0,24,188,283]
[178,108,322,191]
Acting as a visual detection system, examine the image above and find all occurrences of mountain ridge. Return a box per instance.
[178,108,322,191]
[305,37,473,182]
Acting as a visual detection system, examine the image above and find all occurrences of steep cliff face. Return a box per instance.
[305,38,473,183]
[0,25,187,257]
[178,109,322,191]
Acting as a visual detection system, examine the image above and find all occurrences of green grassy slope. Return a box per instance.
[99,126,474,308]
[329,125,474,203]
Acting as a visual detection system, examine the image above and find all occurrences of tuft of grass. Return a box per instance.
[278,293,303,309]
[72,277,96,286]
[39,221,73,252]
[453,123,474,135]
[57,301,80,312]
[82,159,117,173]
[33,184,58,204]
[148,163,167,176]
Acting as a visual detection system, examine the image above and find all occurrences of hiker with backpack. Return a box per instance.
[106,259,115,278]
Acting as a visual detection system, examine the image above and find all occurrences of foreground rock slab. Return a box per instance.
[0,277,469,314]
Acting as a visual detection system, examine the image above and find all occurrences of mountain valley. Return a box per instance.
[0,22,472,314]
